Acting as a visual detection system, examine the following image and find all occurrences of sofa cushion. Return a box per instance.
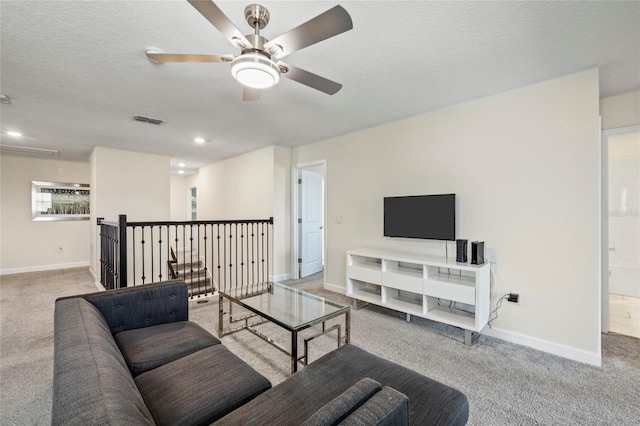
[52,298,155,425]
[340,386,409,426]
[135,344,271,426]
[80,281,189,334]
[214,344,468,426]
[301,378,382,426]
[301,378,409,426]
[115,321,221,376]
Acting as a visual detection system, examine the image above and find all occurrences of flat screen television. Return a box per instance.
[384,194,455,241]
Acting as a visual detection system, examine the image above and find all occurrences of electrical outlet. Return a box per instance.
[507,292,521,305]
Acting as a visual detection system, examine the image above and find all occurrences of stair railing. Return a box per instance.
[98,214,274,299]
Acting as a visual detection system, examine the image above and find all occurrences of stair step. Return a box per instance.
[173,261,204,270]
[172,266,207,275]
[186,277,214,296]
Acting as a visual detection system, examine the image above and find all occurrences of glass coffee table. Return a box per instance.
[218,282,350,374]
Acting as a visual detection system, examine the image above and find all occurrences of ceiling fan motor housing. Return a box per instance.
[245,34,268,53]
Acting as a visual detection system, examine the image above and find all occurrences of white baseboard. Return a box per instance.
[482,326,602,367]
[328,280,601,367]
[272,273,292,282]
[324,282,346,294]
[88,268,105,291]
[0,261,90,276]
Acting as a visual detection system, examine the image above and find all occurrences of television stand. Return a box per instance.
[346,248,490,346]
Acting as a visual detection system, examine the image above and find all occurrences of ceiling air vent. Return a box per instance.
[0,144,59,157]
[133,115,165,125]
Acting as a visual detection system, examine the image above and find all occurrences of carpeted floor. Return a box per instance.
[1,268,639,425]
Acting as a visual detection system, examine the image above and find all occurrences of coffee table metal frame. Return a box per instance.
[218,282,350,374]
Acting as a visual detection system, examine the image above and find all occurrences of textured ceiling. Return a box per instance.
[1,1,639,174]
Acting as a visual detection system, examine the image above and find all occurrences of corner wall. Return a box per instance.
[292,69,601,363]
[170,175,189,221]
[0,156,90,274]
[89,147,171,281]
[600,90,640,130]
[198,145,291,280]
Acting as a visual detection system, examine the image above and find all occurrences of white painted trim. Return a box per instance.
[324,281,346,294]
[324,280,600,366]
[272,273,292,282]
[596,115,602,359]
[290,167,300,280]
[602,124,640,138]
[0,261,90,276]
[600,124,640,334]
[89,266,98,282]
[88,268,105,291]
[483,326,601,367]
[290,160,328,285]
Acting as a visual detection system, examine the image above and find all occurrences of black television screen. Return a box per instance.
[384,194,455,241]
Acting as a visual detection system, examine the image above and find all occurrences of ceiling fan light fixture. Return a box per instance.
[230,53,280,89]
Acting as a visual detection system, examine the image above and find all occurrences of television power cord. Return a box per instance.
[487,293,510,328]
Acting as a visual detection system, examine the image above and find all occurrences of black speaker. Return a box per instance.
[456,239,468,263]
[471,241,485,265]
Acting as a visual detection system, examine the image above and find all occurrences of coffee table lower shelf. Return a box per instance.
[218,285,350,374]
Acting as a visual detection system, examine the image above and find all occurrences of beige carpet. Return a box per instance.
[1,268,639,425]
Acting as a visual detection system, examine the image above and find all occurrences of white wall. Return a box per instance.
[292,69,601,363]
[198,146,274,219]
[0,155,90,274]
[170,175,188,221]
[600,90,640,130]
[91,147,170,223]
[198,145,290,279]
[89,147,171,282]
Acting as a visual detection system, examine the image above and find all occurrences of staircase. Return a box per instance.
[168,247,215,298]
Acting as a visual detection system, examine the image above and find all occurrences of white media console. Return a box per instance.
[346,248,491,345]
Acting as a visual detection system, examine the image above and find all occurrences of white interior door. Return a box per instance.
[300,169,323,278]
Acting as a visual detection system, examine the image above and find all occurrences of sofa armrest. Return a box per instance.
[57,280,189,334]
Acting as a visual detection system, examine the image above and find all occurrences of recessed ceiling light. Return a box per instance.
[194,137,205,144]
[178,170,185,174]
[178,162,186,167]
[6,131,23,137]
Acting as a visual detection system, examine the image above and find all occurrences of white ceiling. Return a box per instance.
[1,1,639,174]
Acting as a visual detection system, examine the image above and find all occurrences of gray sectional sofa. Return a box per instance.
[52,281,469,425]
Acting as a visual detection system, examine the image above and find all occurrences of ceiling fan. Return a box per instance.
[146,0,353,101]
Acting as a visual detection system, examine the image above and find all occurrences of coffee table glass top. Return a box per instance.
[220,282,349,331]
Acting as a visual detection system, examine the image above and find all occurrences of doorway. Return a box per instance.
[291,162,326,281]
[602,126,640,338]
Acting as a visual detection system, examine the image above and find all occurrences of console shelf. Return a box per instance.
[346,248,490,345]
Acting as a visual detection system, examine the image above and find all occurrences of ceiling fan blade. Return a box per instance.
[146,52,233,63]
[242,87,261,101]
[187,0,252,49]
[278,62,342,95]
[264,6,353,59]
